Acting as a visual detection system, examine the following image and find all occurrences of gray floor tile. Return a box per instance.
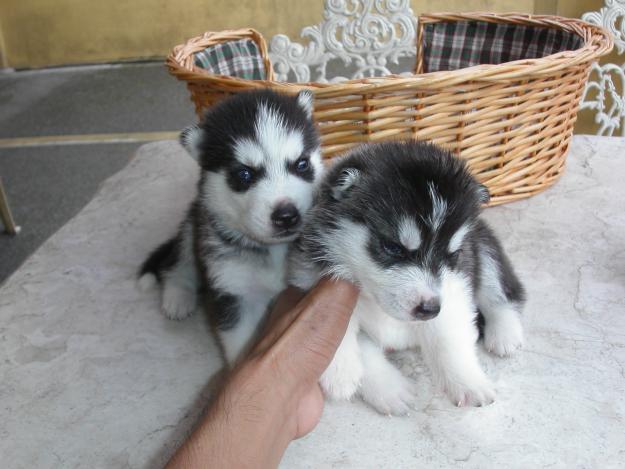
[0,143,140,284]
[0,63,197,138]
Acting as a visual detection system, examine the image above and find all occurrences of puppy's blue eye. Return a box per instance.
[237,168,253,183]
[295,158,310,172]
[382,240,405,259]
[448,250,461,267]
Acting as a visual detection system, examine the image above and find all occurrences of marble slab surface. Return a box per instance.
[1,136,624,468]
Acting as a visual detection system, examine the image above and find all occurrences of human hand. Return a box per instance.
[250,277,360,437]
[167,278,359,469]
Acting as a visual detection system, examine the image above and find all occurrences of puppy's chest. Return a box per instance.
[209,244,288,299]
[356,293,420,350]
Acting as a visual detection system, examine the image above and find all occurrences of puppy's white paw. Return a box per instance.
[320,356,363,401]
[137,273,157,292]
[360,364,417,416]
[442,371,496,407]
[162,284,196,320]
[484,310,524,357]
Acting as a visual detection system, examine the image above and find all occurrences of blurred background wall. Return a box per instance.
[2,0,605,69]
[0,0,608,132]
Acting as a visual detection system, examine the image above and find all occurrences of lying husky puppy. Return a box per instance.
[289,141,525,414]
[139,89,323,363]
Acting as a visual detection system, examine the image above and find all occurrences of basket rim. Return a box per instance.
[166,12,613,96]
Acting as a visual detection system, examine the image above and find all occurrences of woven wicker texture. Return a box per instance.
[166,14,612,206]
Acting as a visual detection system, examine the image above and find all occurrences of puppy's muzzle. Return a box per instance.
[412,299,440,320]
[271,203,300,230]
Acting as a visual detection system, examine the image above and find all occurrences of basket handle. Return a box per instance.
[167,28,274,81]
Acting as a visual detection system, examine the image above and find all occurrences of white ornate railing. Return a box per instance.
[269,0,623,136]
[269,0,417,83]
[580,0,625,136]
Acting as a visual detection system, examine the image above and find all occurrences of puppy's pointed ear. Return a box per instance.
[332,167,361,200]
[179,124,203,161]
[477,183,490,205]
[296,90,314,118]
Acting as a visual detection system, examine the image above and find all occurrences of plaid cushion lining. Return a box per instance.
[194,38,266,80]
[422,21,583,73]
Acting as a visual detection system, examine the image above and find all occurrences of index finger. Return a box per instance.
[271,277,359,365]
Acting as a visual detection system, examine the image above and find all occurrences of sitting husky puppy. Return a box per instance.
[289,141,525,414]
[139,89,323,364]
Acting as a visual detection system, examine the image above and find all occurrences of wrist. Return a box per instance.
[214,360,300,465]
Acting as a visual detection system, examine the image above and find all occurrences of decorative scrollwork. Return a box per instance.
[580,0,625,136]
[269,0,417,83]
[582,0,625,53]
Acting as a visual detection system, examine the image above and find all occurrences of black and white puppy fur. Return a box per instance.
[289,141,526,414]
[139,89,323,364]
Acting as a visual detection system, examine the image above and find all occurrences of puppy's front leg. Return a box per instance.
[358,334,416,415]
[218,297,269,366]
[418,272,495,407]
[320,313,363,401]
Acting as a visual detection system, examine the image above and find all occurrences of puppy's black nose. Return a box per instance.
[412,299,440,320]
[271,203,300,229]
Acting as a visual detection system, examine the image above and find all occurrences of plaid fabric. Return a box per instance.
[422,21,583,72]
[194,39,266,79]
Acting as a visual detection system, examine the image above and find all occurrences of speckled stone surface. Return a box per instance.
[1,136,624,468]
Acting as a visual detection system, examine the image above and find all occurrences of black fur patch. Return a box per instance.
[225,164,267,193]
[287,156,315,182]
[139,237,180,282]
[195,89,319,174]
[212,293,240,331]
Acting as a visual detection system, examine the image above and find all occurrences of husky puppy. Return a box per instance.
[289,141,525,414]
[139,89,323,364]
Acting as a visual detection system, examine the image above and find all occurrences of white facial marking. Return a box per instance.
[232,104,305,168]
[398,217,421,251]
[309,149,324,180]
[426,181,447,230]
[232,138,265,167]
[448,223,471,253]
[256,103,304,163]
[314,218,436,321]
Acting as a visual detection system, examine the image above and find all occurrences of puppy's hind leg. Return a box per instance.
[139,218,199,320]
[474,221,526,357]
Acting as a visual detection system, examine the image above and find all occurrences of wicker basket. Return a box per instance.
[167,13,612,206]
